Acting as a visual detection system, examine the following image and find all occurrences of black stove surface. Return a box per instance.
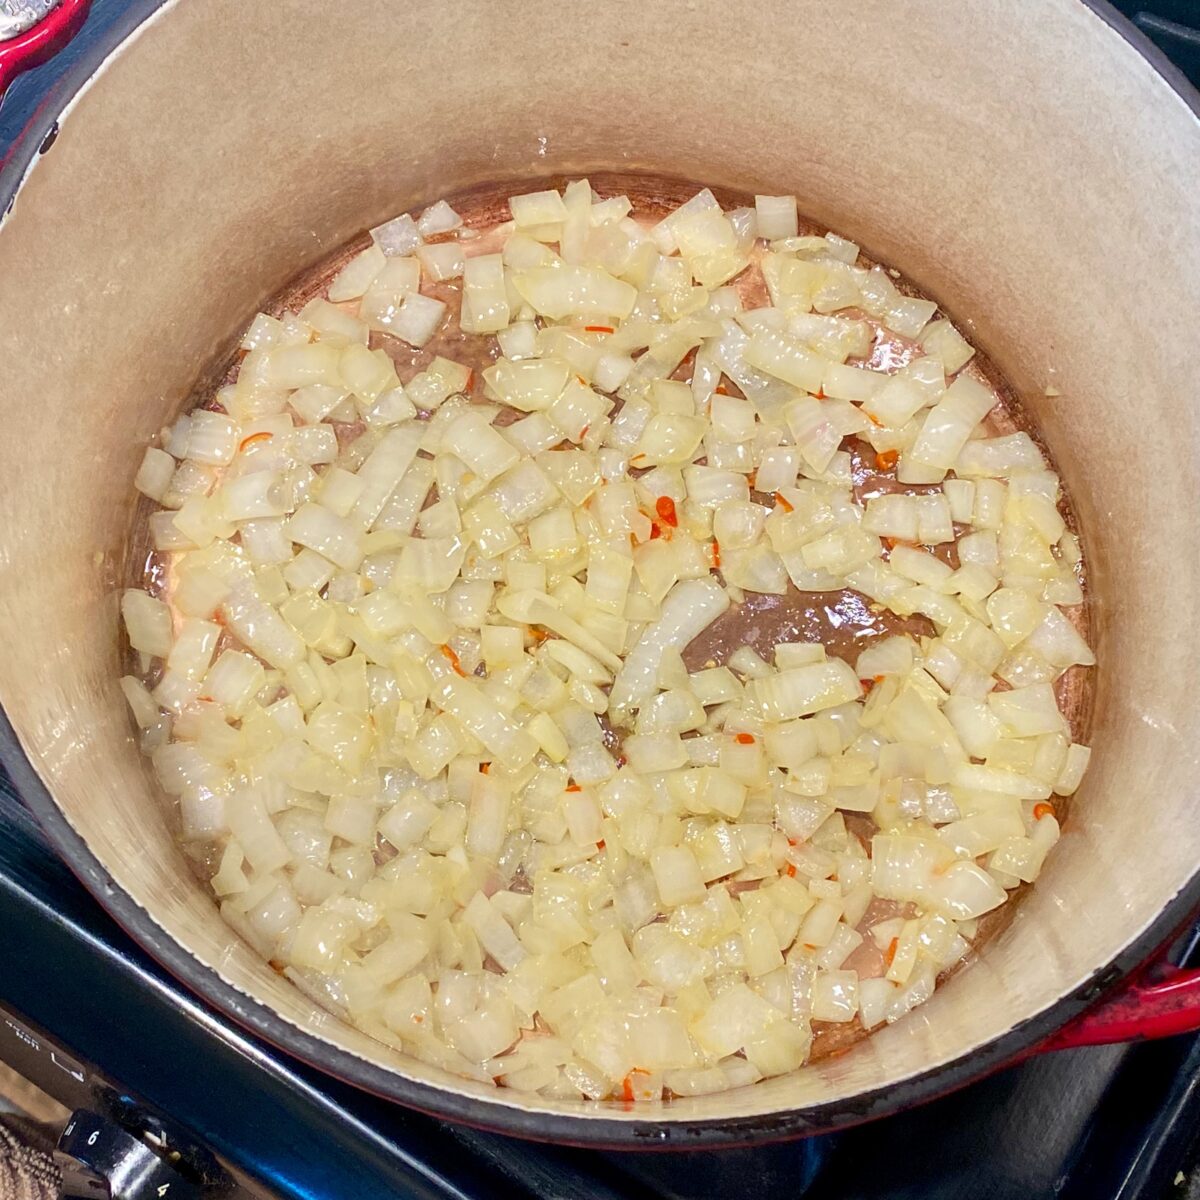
[3,4,1200,1198]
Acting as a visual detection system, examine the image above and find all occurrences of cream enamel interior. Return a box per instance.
[0,0,1198,1126]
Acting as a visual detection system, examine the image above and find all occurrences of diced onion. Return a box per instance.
[754,195,799,241]
[328,244,386,302]
[609,578,730,721]
[121,178,1092,1106]
[121,589,173,658]
[371,212,422,257]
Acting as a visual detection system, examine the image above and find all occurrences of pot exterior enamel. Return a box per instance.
[1,0,1199,1146]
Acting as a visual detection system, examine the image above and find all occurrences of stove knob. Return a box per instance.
[55,1109,203,1200]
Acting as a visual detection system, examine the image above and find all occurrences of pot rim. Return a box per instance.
[1,0,1198,1149]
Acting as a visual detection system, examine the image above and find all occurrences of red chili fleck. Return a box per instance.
[464,369,475,391]
[596,839,606,851]
[815,388,826,400]
[885,937,899,968]
[875,449,899,471]
[566,783,582,793]
[786,863,797,878]
[239,431,272,451]
[774,492,794,513]
[715,384,732,396]
[655,496,678,527]
[585,325,615,334]
[866,411,883,427]
[710,540,721,569]
[480,762,491,774]
[439,644,466,676]
[734,732,756,745]
[649,524,662,540]
[1033,802,1056,821]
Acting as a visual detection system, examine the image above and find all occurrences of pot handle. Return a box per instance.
[0,0,90,99]
[1042,959,1200,1051]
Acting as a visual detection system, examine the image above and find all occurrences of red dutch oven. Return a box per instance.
[1,0,1200,1148]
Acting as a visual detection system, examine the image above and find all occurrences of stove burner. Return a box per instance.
[0,1,60,42]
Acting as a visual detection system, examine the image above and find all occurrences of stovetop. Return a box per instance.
[2,4,1200,1199]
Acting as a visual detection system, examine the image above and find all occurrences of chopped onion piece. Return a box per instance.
[416,240,465,282]
[512,265,637,321]
[121,589,173,658]
[908,374,997,473]
[920,319,976,373]
[186,411,240,467]
[328,244,386,302]
[461,254,510,335]
[371,213,422,257]
[134,447,176,501]
[609,579,730,721]
[754,195,799,241]
[386,292,447,348]
[416,199,462,236]
[510,189,568,226]
[445,411,520,483]
[749,660,860,721]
